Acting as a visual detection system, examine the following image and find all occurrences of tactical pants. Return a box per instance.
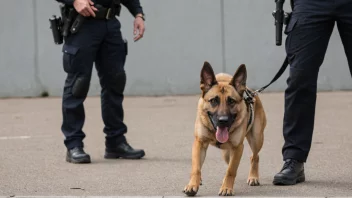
[61,17,128,150]
[283,0,352,162]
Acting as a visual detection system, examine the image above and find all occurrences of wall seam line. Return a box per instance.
[32,0,45,95]
[220,0,226,73]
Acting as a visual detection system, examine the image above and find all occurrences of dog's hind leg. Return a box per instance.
[246,106,266,186]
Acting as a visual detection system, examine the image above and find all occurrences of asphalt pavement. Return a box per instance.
[0,92,351,197]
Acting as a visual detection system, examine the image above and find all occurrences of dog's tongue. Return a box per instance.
[216,126,229,143]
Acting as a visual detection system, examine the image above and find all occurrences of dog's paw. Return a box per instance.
[218,187,234,196]
[247,177,260,186]
[183,184,199,196]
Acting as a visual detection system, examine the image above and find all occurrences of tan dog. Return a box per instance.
[183,61,267,196]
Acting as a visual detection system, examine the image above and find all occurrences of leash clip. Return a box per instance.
[251,89,262,97]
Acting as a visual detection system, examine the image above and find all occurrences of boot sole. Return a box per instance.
[104,151,145,159]
[66,155,91,164]
[273,174,305,185]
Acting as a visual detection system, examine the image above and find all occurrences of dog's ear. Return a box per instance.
[230,64,247,97]
[200,61,218,96]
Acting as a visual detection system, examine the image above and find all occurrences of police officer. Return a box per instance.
[273,0,352,185]
[55,0,146,164]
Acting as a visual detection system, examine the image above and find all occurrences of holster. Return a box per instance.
[111,0,122,17]
[56,0,122,38]
[284,0,294,25]
[62,7,78,36]
[57,4,79,38]
[70,14,84,34]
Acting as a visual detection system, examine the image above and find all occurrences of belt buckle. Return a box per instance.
[105,8,111,19]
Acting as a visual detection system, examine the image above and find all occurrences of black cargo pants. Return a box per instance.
[61,17,128,150]
[282,0,352,162]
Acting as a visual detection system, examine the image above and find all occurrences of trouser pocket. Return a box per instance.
[62,44,79,73]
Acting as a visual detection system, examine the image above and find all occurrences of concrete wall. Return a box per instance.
[0,0,351,98]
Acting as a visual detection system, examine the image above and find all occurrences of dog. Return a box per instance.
[183,61,267,196]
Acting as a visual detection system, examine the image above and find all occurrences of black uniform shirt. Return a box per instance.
[55,0,144,16]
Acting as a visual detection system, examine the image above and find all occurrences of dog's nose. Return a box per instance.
[218,116,229,124]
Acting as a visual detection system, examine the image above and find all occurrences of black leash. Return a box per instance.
[248,56,289,98]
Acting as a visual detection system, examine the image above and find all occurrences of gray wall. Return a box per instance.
[0,0,351,98]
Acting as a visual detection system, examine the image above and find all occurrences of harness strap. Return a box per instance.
[243,89,255,129]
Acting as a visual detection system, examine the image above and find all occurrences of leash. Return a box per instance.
[247,56,289,98]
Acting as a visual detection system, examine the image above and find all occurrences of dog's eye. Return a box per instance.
[227,97,236,105]
[209,96,219,106]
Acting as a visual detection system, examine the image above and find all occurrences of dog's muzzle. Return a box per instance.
[218,115,229,127]
[207,112,236,130]
[207,112,237,144]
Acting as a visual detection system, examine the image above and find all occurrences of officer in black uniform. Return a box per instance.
[55,0,146,164]
[273,0,352,185]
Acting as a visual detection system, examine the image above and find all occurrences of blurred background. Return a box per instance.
[1,0,351,98]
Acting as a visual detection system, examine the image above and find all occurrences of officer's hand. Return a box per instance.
[133,15,145,42]
[73,0,98,17]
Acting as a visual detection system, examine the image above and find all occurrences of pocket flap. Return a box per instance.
[284,17,298,34]
[62,44,79,55]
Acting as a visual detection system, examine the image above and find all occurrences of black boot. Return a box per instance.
[273,159,305,185]
[66,147,91,164]
[105,140,145,159]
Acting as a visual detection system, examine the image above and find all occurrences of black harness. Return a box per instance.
[244,89,255,129]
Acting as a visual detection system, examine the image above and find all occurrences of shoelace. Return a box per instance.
[282,160,297,170]
[72,147,86,153]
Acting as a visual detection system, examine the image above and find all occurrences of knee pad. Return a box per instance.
[72,76,91,98]
[109,71,126,94]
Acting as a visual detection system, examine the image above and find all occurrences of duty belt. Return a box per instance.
[92,5,119,20]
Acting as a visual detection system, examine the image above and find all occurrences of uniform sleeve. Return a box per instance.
[121,0,144,17]
[55,0,74,5]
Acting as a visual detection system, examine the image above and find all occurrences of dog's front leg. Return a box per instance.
[183,138,208,196]
[219,144,244,196]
